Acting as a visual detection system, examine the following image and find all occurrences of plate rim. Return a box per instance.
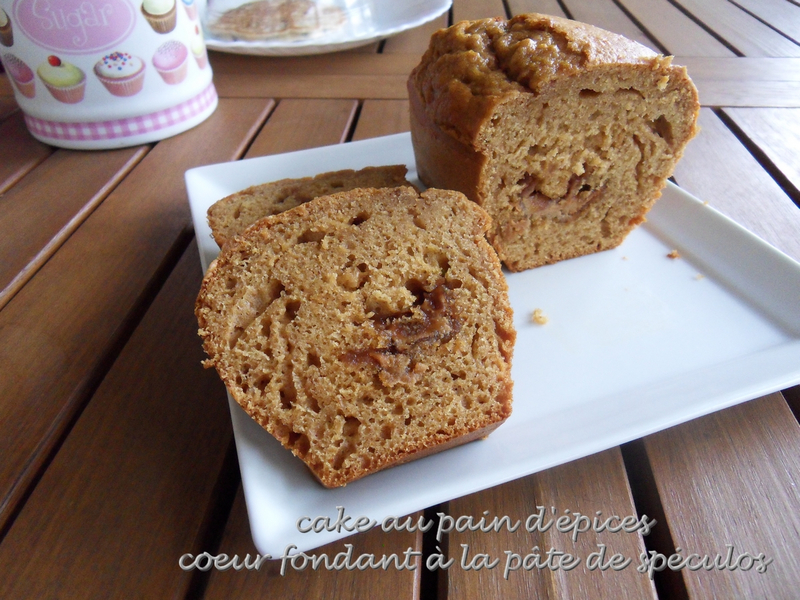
[203,0,452,56]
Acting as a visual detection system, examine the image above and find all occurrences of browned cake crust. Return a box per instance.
[196,186,515,487]
[207,165,411,247]
[408,13,700,272]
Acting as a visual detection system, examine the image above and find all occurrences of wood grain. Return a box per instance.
[209,51,800,107]
[0,146,148,311]
[671,0,800,57]
[692,80,800,108]
[672,108,800,261]
[0,241,233,599]
[674,57,800,81]
[452,0,508,21]
[617,0,735,57]
[246,99,356,158]
[446,449,656,599]
[676,57,800,107]
[210,53,417,100]
[0,112,53,195]
[0,98,273,534]
[644,394,800,598]
[728,0,800,45]
[352,100,410,141]
[0,74,12,95]
[346,41,381,54]
[382,14,449,54]
[202,488,422,599]
[507,0,567,18]
[0,96,17,121]
[561,0,659,50]
[722,107,800,195]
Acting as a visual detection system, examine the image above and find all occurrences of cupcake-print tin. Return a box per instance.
[0,0,215,149]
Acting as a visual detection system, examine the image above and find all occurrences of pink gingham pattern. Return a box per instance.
[25,83,217,142]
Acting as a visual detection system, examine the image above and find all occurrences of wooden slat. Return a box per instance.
[202,489,421,599]
[722,107,800,195]
[210,53,417,100]
[672,107,800,261]
[676,57,800,107]
[0,73,12,95]
[351,99,410,141]
[729,0,800,45]
[0,146,148,311]
[672,0,800,56]
[561,0,660,51]
[216,73,409,100]
[644,394,800,598]
[693,80,800,107]
[0,241,233,599]
[453,0,508,21]
[619,0,735,57]
[508,0,567,18]
[346,41,382,54]
[211,52,416,78]
[0,112,53,195]
[246,99,357,157]
[447,449,656,599]
[446,477,551,600]
[382,14,449,54]
[241,53,798,88]
[209,53,800,106]
[0,98,273,534]
[0,96,17,121]
[675,57,800,81]
[201,98,422,599]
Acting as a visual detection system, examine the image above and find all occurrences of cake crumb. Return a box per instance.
[694,273,705,280]
[667,250,681,259]
[621,256,628,260]
[531,308,548,325]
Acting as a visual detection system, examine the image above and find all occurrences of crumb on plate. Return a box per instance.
[667,249,681,259]
[531,308,548,325]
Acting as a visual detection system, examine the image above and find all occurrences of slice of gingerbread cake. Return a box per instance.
[196,186,515,487]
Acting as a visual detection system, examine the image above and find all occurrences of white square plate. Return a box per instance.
[186,133,800,557]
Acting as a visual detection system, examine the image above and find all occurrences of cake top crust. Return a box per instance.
[196,186,515,487]
[409,13,670,145]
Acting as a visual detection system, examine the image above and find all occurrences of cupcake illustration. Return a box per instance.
[190,24,207,70]
[2,54,35,98]
[94,51,146,97]
[37,55,86,103]
[0,8,13,47]
[141,0,177,34]
[181,0,197,20]
[152,40,188,84]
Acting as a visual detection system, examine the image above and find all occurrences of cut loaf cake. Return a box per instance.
[196,186,515,487]
[408,13,700,271]
[207,165,410,247]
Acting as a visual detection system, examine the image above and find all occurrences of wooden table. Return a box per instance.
[2,1,800,598]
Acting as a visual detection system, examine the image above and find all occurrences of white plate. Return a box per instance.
[203,0,451,56]
[186,133,800,557]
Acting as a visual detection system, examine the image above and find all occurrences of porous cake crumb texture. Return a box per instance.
[196,186,515,487]
[408,13,700,272]
[207,165,411,247]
